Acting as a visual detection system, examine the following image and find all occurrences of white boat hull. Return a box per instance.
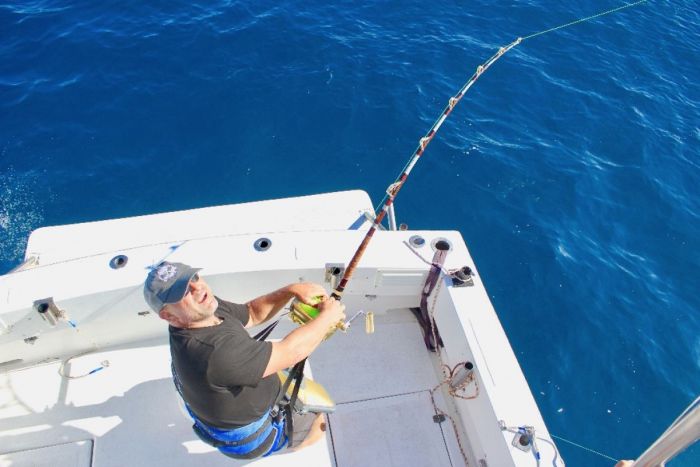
[0,190,562,466]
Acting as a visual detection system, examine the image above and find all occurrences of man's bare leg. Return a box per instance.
[291,413,326,451]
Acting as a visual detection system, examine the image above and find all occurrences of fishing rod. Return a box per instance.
[331,0,648,302]
[330,37,520,300]
[280,3,648,440]
[287,37,524,329]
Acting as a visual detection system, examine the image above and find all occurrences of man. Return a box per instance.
[144,261,345,459]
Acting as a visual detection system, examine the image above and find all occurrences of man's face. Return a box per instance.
[160,274,219,327]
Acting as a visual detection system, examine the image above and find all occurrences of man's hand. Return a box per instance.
[247,283,327,328]
[288,282,328,305]
[316,297,346,324]
[263,297,347,377]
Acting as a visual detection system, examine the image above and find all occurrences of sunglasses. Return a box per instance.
[182,273,201,299]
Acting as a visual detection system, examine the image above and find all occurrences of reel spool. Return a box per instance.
[290,297,346,339]
[289,297,323,326]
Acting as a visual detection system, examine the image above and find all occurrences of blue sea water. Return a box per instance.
[1,0,698,465]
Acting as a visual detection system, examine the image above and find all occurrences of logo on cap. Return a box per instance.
[156,263,177,282]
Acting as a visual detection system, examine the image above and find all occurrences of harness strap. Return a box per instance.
[220,429,278,460]
[288,359,305,446]
[172,362,287,457]
[171,316,305,456]
[192,413,272,448]
[274,358,306,447]
[192,415,283,460]
[257,318,307,447]
[253,319,280,341]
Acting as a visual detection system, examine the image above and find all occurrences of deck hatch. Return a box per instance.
[0,439,93,466]
[329,392,452,466]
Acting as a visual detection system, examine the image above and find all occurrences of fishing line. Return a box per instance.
[285,1,651,445]
[550,433,620,462]
[522,0,649,41]
[372,0,648,214]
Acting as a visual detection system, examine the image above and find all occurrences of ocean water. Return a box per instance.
[1,1,698,465]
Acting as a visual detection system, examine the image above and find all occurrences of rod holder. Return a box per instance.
[325,263,345,291]
[34,298,62,327]
[450,361,475,390]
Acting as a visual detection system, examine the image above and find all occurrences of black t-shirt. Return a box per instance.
[169,298,281,429]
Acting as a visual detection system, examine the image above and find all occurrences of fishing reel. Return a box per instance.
[289,296,374,339]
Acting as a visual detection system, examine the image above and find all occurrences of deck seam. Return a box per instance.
[334,388,431,406]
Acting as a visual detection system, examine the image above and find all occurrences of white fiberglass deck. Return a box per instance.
[0,310,465,467]
[0,190,561,466]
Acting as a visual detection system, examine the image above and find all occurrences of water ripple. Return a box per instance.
[1,1,699,465]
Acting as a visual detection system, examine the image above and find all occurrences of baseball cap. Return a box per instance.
[144,261,201,312]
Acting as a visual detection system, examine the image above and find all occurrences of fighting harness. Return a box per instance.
[171,324,307,459]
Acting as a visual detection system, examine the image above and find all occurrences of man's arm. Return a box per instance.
[262,298,345,377]
[245,282,327,328]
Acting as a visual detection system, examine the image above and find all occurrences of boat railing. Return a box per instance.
[632,395,700,466]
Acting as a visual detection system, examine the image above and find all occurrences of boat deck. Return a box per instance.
[1,191,560,466]
[0,309,468,466]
